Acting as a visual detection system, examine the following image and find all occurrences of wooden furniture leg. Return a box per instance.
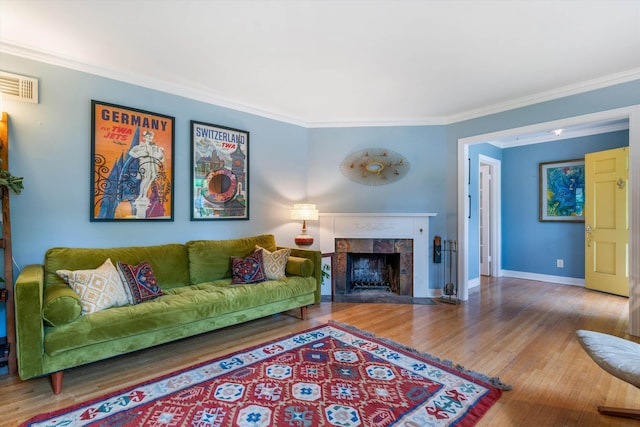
[598,406,640,420]
[300,306,307,320]
[51,371,63,394]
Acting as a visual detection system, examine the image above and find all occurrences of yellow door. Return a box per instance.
[584,146,629,296]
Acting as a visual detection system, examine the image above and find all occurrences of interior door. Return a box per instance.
[584,146,629,297]
[479,164,491,276]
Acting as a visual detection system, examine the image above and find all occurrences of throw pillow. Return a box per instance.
[116,260,163,304]
[42,283,83,326]
[56,258,129,315]
[255,245,291,280]
[231,250,266,284]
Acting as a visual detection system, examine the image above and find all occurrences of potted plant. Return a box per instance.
[0,159,23,195]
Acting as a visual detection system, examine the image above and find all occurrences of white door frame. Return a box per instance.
[478,155,501,279]
[457,105,640,337]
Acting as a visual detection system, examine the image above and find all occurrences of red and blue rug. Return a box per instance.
[22,322,510,426]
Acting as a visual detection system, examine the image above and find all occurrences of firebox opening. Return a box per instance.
[346,252,401,294]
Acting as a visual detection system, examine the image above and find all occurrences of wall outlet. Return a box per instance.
[557,259,564,268]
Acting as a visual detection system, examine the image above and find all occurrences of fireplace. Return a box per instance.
[335,238,413,296]
[319,213,436,298]
[347,252,401,294]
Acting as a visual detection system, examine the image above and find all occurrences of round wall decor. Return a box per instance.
[340,148,410,186]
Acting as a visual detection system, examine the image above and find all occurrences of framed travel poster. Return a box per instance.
[190,121,249,220]
[91,100,175,221]
[539,159,585,222]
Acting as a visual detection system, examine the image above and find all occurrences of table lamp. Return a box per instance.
[291,203,319,246]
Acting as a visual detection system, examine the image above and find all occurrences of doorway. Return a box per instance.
[478,155,501,279]
[457,106,639,304]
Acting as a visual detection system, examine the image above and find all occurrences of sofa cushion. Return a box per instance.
[42,283,82,326]
[285,256,315,278]
[116,261,164,304]
[232,251,267,284]
[43,276,318,356]
[256,245,290,280]
[56,258,129,315]
[45,244,190,290]
[187,234,277,284]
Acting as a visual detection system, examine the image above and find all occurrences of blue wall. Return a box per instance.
[307,125,448,288]
[447,80,640,282]
[465,132,629,281]
[0,51,639,336]
[501,131,628,278]
[1,53,312,261]
[0,54,313,336]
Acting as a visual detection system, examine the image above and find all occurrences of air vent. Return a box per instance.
[0,71,39,104]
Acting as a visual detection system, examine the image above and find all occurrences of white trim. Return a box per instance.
[458,142,471,300]
[427,288,442,298]
[468,277,481,289]
[629,106,640,337]
[478,155,501,278]
[0,41,309,128]
[2,41,639,128]
[307,118,447,128]
[318,213,434,298]
[446,68,640,125]
[488,121,629,149]
[319,212,437,217]
[458,106,639,324]
[501,270,585,287]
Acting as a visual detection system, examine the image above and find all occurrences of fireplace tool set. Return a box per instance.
[436,237,459,304]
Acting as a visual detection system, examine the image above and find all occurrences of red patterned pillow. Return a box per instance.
[116,260,163,304]
[231,250,266,284]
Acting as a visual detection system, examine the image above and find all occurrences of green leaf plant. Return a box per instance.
[0,158,23,195]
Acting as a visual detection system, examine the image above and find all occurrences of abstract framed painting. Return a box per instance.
[190,120,249,220]
[91,100,175,221]
[539,158,585,222]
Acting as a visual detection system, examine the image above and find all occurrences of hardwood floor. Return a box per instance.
[1,277,637,426]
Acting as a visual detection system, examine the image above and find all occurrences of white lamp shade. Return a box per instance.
[290,204,319,221]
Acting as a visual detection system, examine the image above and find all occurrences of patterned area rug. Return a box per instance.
[22,322,510,427]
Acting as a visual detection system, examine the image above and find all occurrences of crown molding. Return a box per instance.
[306,118,447,128]
[2,41,639,129]
[445,68,640,125]
[0,41,309,128]
[487,121,630,149]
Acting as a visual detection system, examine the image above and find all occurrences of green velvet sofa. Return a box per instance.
[14,234,321,394]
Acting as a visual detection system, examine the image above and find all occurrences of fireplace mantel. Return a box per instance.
[319,213,436,298]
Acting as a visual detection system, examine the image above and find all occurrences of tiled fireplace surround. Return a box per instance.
[335,238,413,296]
[319,213,436,298]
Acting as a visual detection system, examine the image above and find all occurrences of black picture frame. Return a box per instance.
[190,120,249,220]
[91,100,175,221]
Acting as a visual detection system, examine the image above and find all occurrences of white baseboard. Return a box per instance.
[500,270,585,287]
[427,288,441,298]
[468,277,481,289]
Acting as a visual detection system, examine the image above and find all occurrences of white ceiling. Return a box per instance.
[1,0,639,127]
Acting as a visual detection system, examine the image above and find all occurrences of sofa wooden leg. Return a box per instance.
[51,371,63,394]
[598,406,640,420]
[300,306,307,320]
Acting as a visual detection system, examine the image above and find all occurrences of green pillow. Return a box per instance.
[285,256,314,278]
[187,234,277,284]
[42,283,82,326]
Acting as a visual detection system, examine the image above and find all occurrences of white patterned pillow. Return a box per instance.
[255,245,291,280]
[57,258,129,315]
